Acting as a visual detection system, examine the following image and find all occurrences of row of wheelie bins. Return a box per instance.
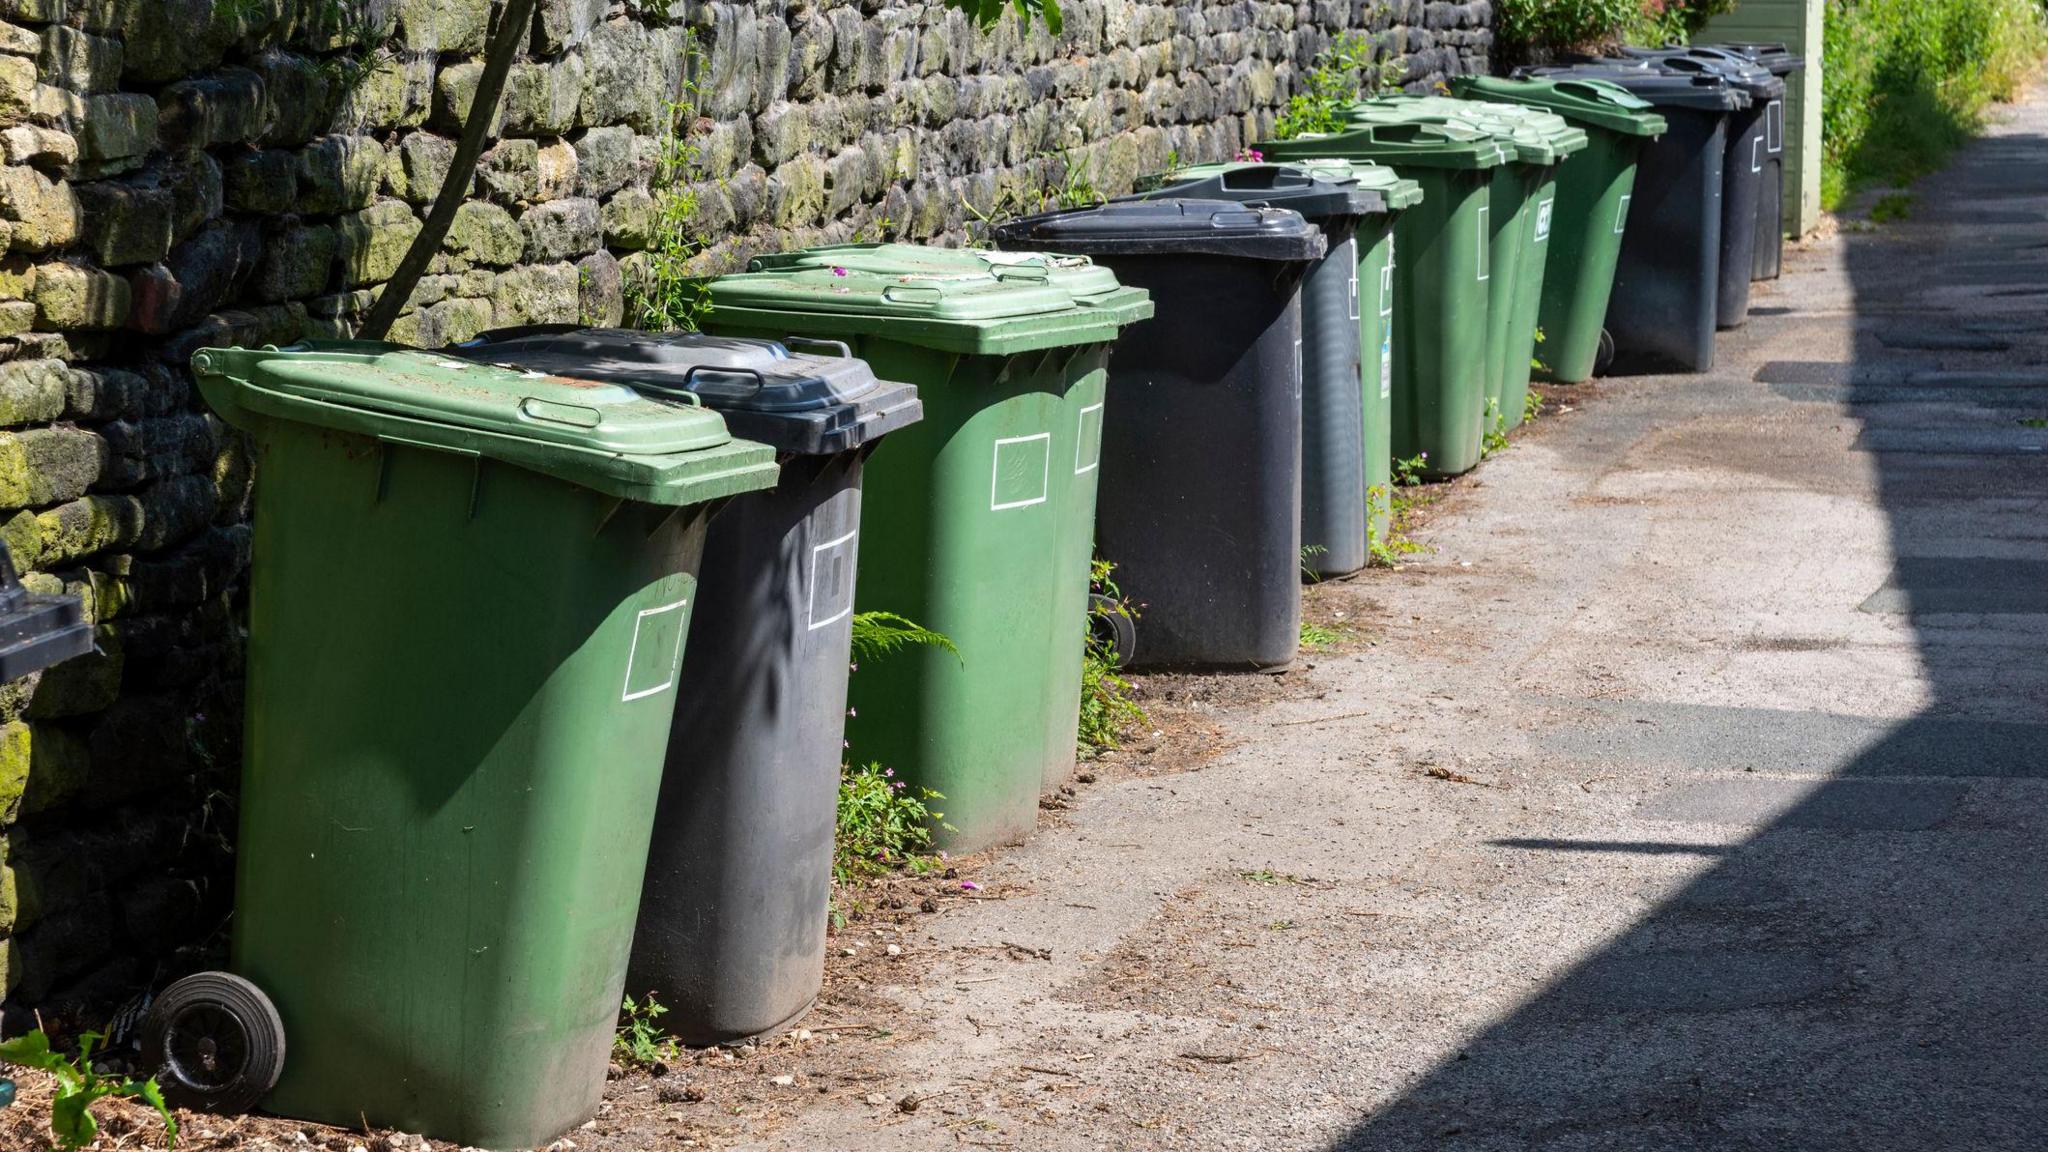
[145,39,1801,1152]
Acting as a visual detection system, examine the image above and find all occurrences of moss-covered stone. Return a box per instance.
[33,493,144,566]
[335,200,421,287]
[444,200,524,267]
[0,722,30,825]
[30,262,129,330]
[0,360,68,428]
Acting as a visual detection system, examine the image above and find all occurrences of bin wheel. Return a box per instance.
[1088,594,1137,670]
[1594,328,1616,377]
[142,972,286,1116]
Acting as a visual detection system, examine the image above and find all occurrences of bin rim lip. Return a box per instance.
[990,200,1330,262]
[1590,51,1786,101]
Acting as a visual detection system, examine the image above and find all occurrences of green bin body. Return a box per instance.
[191,344,778,1149]
[703,255,1150,845]
[1260,123,1506,478]
[1452,75,1668,384]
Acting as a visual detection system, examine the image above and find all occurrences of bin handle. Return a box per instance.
[1552,79,1620,103]
[1220,167,1311,192]
[518,396,606,427]
[781,336,855,359]
[988,264,1051,283]
[880,283,944,305]
[1210,209,1266,229]
[680,365,766,396]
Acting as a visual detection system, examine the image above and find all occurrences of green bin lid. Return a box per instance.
[1343,96,1588,164]
[191,342,780,506]
[1139,159,1426,212]
[741,243,1149,325]
[1257,120,1509,171]
[1449,75,1667,137]
[703,258,1146,357]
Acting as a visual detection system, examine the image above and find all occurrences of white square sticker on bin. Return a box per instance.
[991,433,1051,510]
[623,597,690,702]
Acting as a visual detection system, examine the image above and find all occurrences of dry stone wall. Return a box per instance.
[0,0,1490,1019]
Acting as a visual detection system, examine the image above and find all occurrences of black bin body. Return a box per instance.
[1525,67,1746,373]
[452,325,921,1045]
[1121,167,1389,579]
[995,200,1324,670]
[0,544,93,681]
[1610,50,1784,327]
[1703,42,1806,280]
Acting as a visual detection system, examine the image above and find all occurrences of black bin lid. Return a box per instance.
[1518,65,1750,112]
[0,546,93,682]
[451,325,922,456]
[1603,48,1787,101]
[992,199,1327,262]
[1704,41,1805,76]
[1119,165,1387,226]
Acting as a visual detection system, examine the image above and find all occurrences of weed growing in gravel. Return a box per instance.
[1369,452,1433,567]
[2019,417,2048,428]
[1871,191,1917,222]
[1300,621,1349,651]
[1301,543,1329,583]
[1482,400,1512,457]
[1523,386,1546,425]
[1078,560,1146,754]
[0,1030,177,1151]
[836,763,945,883]
[839,611,957,883]
[614,995,679,1069]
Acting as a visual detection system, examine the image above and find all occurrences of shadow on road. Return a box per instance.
[1327,121,2048,1150]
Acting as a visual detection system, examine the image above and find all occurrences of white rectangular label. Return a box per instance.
[1477,205,1490,280]
[990,433,1051,510]
[1074,402,1103,474]
[1767,101,1783,154]
[1379,330,1393,399]
[1533,198,1554,243]
[1380,234,1395,318]
[806,527,858,631]
[622,598,690,702]
[1614,193,1632,236]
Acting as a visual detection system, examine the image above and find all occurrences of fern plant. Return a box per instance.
[850,611,961,666]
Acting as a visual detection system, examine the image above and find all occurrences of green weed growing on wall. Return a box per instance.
[1274,33,1406,139]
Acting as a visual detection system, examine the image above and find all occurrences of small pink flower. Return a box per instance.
[883,767,894,777]
[832,267,849,277]
[847,707,857,717]
[960,881,981,891]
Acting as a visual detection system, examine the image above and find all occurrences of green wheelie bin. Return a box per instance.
[163,345,778,1149]
[1131,159,1422,561]
[701,256,1151,846]
[733,242,1145,793]
[1259,122,1507,478]
[1451,75,1667,384]
[1345,97,1588,433]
